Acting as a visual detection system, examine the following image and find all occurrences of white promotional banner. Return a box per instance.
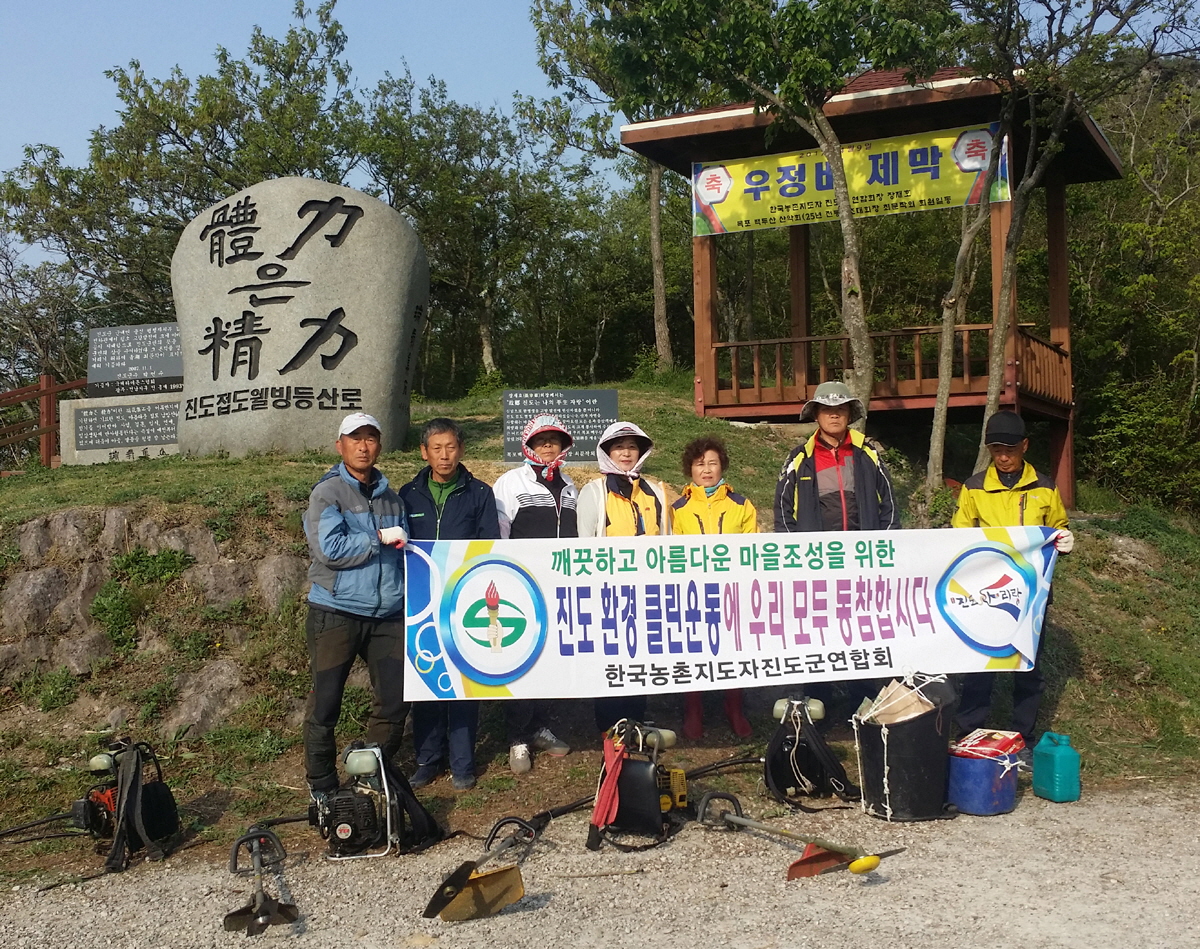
[403,528,1059,701]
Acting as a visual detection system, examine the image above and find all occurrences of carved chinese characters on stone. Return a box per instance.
[172,177,429,456]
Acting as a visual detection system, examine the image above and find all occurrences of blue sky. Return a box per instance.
[0,0,557,173]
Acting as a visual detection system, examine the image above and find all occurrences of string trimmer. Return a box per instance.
[695,791,905,878]
[223,825,299,936]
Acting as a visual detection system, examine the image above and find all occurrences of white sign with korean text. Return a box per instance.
[404,528,1059,700]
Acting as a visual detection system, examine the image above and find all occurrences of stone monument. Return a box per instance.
[172,177,428,455]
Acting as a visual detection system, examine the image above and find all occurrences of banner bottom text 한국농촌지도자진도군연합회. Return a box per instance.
[403,527,1057,701]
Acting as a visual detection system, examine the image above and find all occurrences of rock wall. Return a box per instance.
[0,507,311,736]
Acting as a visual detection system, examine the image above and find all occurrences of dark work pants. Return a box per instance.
[303,605,407,791]
[412,700,480,778]
[594,695,647,733]
[504,699,550,745]
[955,664,1047,741]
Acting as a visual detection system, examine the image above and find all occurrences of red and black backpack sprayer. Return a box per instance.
[0,736,179,871]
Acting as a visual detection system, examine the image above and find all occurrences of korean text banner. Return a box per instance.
[403,528,1058,701]
[692,123,1011,236]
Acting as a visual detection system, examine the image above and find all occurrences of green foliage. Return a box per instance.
[1079,375,1200,507]
[1074,481,1125,516]
[467,368,505,399]
[199,599,252,623]
[168,627,218,661]
[134,682,179,725]
[16,665,78,712]
[629,346,661,384]
[90,579,143,653]
[1103,506,1200,566]
[203,724,296,763]
[90,547,195,653]
[112,547,193,584]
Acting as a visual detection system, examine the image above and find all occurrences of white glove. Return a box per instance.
[379,526,408,548]
[1054,528,1074,554]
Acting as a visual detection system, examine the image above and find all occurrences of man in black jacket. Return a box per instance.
[774,382,899,533]
[399,418,500,791]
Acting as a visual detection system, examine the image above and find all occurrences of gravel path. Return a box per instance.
[3,785,1196,949]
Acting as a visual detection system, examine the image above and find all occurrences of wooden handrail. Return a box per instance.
[0,375,87,465]
[712,325,993,348]
[1016,326,1068,356]
[0,377,86,407]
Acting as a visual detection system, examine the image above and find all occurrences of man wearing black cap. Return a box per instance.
[952,411,1073,747]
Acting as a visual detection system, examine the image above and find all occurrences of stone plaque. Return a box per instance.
[172,177,429,456]
[503,389,619,462]
[59,395,180,466]
[87,323,183,398]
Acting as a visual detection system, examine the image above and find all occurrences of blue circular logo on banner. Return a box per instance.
[935,541,1039,657]
[438,556,547,686]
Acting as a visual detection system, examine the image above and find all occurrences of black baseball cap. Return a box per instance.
[984,412,1027,446]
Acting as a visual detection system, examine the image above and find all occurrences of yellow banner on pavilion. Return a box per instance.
[692,122,1011,236]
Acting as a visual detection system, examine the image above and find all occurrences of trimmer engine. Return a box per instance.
[310,745,399,859]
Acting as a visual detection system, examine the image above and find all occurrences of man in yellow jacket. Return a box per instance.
[952,411,1073,747]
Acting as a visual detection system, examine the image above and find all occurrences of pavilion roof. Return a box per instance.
[620,70,1122,185]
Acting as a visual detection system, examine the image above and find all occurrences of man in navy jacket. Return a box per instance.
[399,418,500,791]
[303,413,409,803]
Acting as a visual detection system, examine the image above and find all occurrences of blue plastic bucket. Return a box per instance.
[946,752,1018,815]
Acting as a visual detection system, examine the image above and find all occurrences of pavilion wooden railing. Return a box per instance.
[709,324,999,405]
[0,374,87,470]
[1015,328,1072,406]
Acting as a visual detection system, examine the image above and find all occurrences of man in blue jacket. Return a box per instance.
[302,412,409,803]
[399,418,500,791]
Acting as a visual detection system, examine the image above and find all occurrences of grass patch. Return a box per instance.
[15,666,78,712]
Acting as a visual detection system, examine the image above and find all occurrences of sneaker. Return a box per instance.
[409,764,443,789]
[509,742,532,774]
[452,773,477,791]
[531,727,570,756]
[1017,747,1033,769]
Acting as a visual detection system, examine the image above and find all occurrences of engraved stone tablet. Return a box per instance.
[59,395,180,465]
[87,323,183,398]
[503,389,619,462]
[172,177,428,455]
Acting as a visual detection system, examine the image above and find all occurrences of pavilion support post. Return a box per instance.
[1046,173,1075,508]
[1049,417,1076,510]
[990,202,1019,411]
[789,225,812,399]
[1046,175,1071,352]
[693,235,719,417]
[39,373,56,468]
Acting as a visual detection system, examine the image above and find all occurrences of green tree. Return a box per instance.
[532,0,713,372]
[594,0,959,410]
[361,74,590,389]
[958,0,1200,467]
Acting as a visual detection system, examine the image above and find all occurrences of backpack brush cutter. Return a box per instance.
[0,737,178,871]
[308,741,443,860]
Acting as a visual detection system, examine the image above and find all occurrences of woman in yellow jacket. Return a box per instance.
[670,437,757,739]
[579,421,669,733]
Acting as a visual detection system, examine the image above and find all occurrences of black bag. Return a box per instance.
[378,748,444,852]
[765,697,861,809]
[104,740,179,872]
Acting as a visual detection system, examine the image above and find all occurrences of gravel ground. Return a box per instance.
[3,783,1196,949]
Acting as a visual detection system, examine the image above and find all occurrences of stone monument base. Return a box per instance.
[59,395,180,466]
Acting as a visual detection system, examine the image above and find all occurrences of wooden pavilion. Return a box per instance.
[620,70,1124,507]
